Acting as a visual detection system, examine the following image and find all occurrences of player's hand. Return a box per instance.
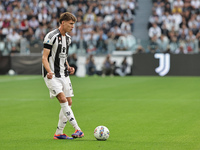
[47,72,54,79]
[68,67,75,75]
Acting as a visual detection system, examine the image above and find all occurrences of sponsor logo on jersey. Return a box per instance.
[59,53,67,58]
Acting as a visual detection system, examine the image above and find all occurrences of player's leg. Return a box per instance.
[66,97,84,138]
[55,108,68,135]
[67,97,72,106]
[57,93,84,138]
[62,76,84,138]
[55,97,72,135]
[54,108,73,139]
[44,77,74,139]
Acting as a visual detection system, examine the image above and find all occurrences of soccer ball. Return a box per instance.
[8,69,15,76]
[94,126,110,141]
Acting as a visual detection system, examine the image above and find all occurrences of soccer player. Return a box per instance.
[42,12,84,139]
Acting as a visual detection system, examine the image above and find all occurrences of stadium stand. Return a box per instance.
[148,0,200,54]
[0,0,199,56]
[0,0,138,56]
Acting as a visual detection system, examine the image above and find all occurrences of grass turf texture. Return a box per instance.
[0,75,200,150]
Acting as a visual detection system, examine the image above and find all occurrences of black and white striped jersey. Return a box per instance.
[42,28,71,78]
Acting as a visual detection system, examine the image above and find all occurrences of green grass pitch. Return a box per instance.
[0,75,200,150]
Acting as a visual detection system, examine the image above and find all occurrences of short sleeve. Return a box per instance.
[43,32,55,50]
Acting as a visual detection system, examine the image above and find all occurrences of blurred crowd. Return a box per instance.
[0,0,138,56]
[145,0,200,54]
[1,0,199,56]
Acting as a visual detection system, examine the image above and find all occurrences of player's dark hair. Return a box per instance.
[59,12,77,24]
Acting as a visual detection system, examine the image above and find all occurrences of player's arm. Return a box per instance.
[66,60,75,75]
[42,48,54,79]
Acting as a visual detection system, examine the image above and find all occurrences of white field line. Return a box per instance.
[0,76,41,83]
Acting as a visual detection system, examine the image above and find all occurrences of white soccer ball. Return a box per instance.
[94,126,110,141]
[8,69,15,76]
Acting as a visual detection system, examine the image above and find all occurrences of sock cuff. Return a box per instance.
[60,102,68,108]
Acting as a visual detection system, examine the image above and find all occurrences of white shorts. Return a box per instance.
[44,76,74,99]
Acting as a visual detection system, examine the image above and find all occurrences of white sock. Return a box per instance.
[60,102,81,131]
[55,108,68,135]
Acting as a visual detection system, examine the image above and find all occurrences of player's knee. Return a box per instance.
[57,93,67,103]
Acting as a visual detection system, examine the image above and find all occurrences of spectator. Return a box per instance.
[76,30,87,53]
[6,29,21,53]
[161,22,169,37]
[135,45,145,53]
[188,14,198,30]
[83,7,96,24]
[19,18,29,34]
[178,24,189,38]
[110,24,123,39]
[29,0,39,15]
[148,22,161,39]
[164,1,171,13]
[35,25,47,40]
[57,2,67,17]
[10,17,20,29]
[175,42,188,54]
[172,0,184,13]
[125,33,137,50]
[121,57,129,74]
[94,4,104,17]
[28,16,39,32]
[23,3,32,19]
[157,34,169,52]
[85,54,96,76]
[48,3,58,16]
[86,30,98,54]
[115,57,129,76]
[102,54,114,76]
[171,11,182,27]
[0,1,4,11]
[38,0,48,9]
[191,0,200,12]
[161,11,173,29]
[168,19,180,33]
[169,36,179,53]
[106,33,116,54]
[116,36,128,51]
[186,30,197,53]
[153,0,164,17]
[17,10,27,21]
[148,36,159,53]
[148,10,162,28]
[121,19,131,33]
[182,9,191,24]
[127,0,136,16]
[104,2,115,15]
[96,30,108,54]
[37,7,49,26]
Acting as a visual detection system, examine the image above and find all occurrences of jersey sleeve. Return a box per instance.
[43,32,55,50]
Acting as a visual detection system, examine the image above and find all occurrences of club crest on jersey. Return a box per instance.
[59,47,67,58]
